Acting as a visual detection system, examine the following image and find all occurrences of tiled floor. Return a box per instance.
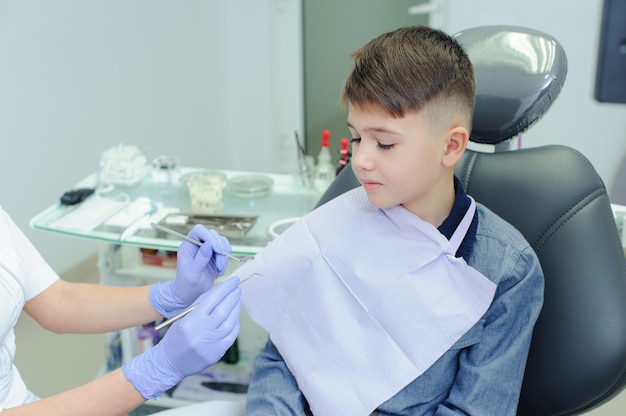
[12,257,626,415]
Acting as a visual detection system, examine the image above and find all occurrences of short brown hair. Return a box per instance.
[342,26,475,129]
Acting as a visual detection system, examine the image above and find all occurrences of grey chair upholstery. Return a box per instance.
[316,25,626,415]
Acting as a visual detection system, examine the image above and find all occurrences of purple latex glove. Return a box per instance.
[123,277,241,399]
[150,224,231,317]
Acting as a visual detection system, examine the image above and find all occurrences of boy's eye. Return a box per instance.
[350,137,393,150]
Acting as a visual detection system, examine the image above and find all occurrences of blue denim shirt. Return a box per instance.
[245,183,544,415]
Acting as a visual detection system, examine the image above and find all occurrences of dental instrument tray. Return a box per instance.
[157,213,258,240]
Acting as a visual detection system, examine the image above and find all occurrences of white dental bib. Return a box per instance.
[240,187,496,416]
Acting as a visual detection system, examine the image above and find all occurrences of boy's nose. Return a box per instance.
[351,147,375,171]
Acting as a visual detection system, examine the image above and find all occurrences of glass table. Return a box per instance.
[30,168,320,255]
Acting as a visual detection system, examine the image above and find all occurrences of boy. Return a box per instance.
[243,25,544,415]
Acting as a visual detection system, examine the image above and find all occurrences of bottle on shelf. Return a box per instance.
[314,129,336,193]
[336,137,351,175]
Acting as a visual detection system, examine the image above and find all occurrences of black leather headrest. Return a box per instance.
[454,25,568,145]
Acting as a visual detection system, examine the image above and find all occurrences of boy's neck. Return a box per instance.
[408,177,457,227]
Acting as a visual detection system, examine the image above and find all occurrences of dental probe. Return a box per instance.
[154,272,260,331]
[150,222,254,262]
[150,222,258,330]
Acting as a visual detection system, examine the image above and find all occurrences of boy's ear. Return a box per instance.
[442,126,469,167]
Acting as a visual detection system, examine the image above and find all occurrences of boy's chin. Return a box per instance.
[365,194,395,210]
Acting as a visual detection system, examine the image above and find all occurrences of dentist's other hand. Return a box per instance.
[123,277,241,399]
[150,225,231,317]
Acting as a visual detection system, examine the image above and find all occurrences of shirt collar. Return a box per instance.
[437,176,477,261]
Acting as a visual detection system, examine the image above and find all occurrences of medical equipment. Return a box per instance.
[181,171,227,214]
[159,213,258,240]
[266,217,300,240]
[151,155,180,184]
[99,144,148,186]
[313,129,335,193]
[150,219,261,332]
[226,174,274,198]
[60,188,95,206]
[150,223,254,263]
[119,202,160,241]
[155,272,261,331]
[294,130,315,187]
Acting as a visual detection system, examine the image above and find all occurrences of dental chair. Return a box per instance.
[317,26,626,415]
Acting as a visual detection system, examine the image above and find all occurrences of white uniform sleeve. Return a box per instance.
[0,206,59,301]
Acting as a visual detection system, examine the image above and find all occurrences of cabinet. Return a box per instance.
[30,168,320,411]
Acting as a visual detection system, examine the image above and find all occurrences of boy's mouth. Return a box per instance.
[360,179,382,191]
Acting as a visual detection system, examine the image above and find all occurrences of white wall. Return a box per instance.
[0,0,303,273]
[431,0,626,195]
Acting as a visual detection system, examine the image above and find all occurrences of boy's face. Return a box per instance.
[347,103,463,223]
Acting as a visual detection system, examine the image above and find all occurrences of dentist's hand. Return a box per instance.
[123,277,241,399]
[150,225,231,317]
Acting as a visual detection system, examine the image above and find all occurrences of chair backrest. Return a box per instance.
[316,25,626,415]
[456,145,626,415]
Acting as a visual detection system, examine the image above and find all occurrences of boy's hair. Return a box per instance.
[342,25,476,131]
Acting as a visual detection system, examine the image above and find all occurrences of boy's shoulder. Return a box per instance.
[469,202,543,287]
[474,202,530,249]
